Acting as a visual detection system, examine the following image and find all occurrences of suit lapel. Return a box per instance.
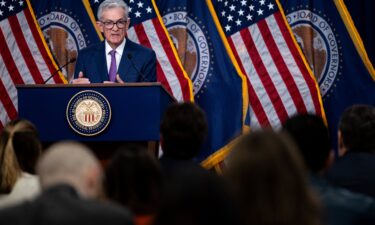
[118,39,136,82]
[96,42,109,82]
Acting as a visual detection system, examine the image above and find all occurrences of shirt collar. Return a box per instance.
[105,38,126,55]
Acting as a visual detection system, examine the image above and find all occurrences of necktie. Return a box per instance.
[108,50,117,82]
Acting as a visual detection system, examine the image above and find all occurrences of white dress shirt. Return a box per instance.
[105,39,126,74]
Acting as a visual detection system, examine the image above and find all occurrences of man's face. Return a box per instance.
[97,7,129,49]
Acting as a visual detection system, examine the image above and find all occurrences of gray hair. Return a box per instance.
[36,141,102,197]
[97,0,129,21]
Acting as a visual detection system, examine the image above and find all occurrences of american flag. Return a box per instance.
[113,0,193,102]
[210,0,324,128]
[0,0,64,129]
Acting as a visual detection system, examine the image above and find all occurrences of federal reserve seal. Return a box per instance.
[66,90,111,136]
[286,8,343,97]
[162,10,214,97]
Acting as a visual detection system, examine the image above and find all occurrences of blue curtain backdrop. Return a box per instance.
[344,0,375,64]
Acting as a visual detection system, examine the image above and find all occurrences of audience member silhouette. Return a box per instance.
[0,119,42,208]
[155,103,243,225]
[225,130,322,225]
[0,141,133,225]
[283,114,375,225]
[326,105,375,198]
[154,164,243,225]
[104,145,163,225]
[159,102,208,174]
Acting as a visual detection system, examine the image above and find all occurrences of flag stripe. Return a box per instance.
[131,23,174,96]
[0,6,63,130]
[155,61,171,91]
[208,0,324,135]
[265,14,315,113]
[151,18,190,101]
[1,21,36,85]
[142,21,179,96]
[231,30,280,126]
[248,20,295,121]
[0,78,18,121]
[21,10,57,83]
[17,11,50,83]
[23,8,62,83]
[0,29,27,84]
[258,17,308,114]
[249,22,296,122]
[0,26,25,85]
[241,27,289,124]
[0,55,18,113]
[0,97,9,128]
[132,23,175,96]
[274,12,322,116]
[127,27,139,43]
[0,20,24,125]
[128,26,174,95]
[143,19,183,100]
[249,106,261,128]
[227,36,271,127]
[8,15,44,84]
[0,3,63,130]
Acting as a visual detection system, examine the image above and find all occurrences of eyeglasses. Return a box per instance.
[100,20,127,29]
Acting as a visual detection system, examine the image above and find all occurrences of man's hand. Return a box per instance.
[103,74,124,84]
[71,72,90,84]
[116,74,124,83]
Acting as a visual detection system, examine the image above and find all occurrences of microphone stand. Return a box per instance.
[44,58,76,84]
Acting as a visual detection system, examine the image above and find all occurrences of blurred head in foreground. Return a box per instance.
[225,130,321,225]
[37,141,103,199]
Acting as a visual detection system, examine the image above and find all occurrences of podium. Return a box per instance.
[16,83,175,159]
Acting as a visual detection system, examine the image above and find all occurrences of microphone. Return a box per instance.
[126,53,148,82]
[44,57,77,84]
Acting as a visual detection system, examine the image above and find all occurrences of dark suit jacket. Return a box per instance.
[0,185,133,225]
[74,39,156,83]
[326,152,375,198]
[310,175,375,225]
[159,155,208,178]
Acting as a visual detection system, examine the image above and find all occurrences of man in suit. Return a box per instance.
[327,104,375,198]
[0,141,133,225]
[72,0,156,84]
[283,114,375,225]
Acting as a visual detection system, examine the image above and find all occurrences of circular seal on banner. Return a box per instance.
[37,10,89,80]
[66,90,111,136]
[162,10,214,97]
[285,9,343,97]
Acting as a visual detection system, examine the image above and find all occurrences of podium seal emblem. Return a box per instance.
[66,90,111,136]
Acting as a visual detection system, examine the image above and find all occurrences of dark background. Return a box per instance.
[345,0,375,65]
